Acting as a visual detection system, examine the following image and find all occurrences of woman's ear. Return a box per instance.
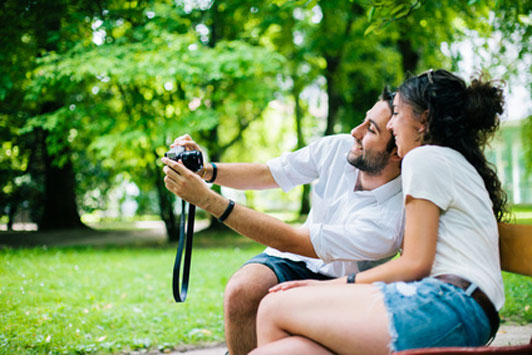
[417,110,429,134]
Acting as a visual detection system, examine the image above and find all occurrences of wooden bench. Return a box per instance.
[395,223,532,354]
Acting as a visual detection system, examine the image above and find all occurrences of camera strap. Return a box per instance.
[172,199,195,302]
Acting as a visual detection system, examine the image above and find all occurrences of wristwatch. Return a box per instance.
[347,273,357,284]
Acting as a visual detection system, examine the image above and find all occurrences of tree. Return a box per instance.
[23,1,284,239]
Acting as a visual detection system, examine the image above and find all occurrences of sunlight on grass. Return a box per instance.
[2,206,532,353]
[0,237,263,354]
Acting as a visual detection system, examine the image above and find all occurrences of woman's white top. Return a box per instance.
[402,145,505,310]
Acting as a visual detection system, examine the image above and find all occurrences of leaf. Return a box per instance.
[368,6,376,23]
[364,23,380,36]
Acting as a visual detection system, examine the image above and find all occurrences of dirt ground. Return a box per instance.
[0,220,211,248]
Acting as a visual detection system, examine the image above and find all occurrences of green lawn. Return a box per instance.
[1,207,532,354]
[0,231,263,354]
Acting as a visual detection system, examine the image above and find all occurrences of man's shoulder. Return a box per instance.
[309,134,352,155]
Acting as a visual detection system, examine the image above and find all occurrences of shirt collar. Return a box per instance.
[343,159,402,204]
[370,174,402,204]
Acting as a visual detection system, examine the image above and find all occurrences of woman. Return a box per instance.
[250,69,508,354]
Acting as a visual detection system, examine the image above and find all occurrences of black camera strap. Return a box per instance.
[172,199,195,302]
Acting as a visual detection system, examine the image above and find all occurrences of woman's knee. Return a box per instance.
[256,292,284,328]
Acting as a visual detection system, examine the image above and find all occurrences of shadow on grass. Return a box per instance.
[0,224,262,251]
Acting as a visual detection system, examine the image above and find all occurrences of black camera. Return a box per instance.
[165,146,204,172]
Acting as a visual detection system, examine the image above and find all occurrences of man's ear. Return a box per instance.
[390,147,402,162]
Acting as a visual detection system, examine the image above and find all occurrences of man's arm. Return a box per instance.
[172,134,279,190]
[202,162,279,190]
[162,157,317,258]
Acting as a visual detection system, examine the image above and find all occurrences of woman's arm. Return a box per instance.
[355,196,439,283]
[270,196,440,293]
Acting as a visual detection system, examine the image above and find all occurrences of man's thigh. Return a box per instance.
[225,253,333,306]
[243,253,333,283]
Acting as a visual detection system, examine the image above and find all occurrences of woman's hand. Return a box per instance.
[269,279,337,293]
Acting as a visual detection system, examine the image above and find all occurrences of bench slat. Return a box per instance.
[498,223,532,277]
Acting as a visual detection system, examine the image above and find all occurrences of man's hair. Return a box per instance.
[380,86,396,153]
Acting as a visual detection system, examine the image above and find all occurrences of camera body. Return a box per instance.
[165,146,204,172]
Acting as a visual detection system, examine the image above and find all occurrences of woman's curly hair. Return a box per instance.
[397,69,508,221]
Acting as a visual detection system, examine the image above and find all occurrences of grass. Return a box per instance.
[1,205,532,354]
[0,230,263,354]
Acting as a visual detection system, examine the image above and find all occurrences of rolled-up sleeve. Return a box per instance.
[266,144,322,192]
[309,212,402,263]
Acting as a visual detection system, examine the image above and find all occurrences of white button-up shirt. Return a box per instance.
[265,134,404,277]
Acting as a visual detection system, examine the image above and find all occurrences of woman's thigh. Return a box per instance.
[256,284,391,355]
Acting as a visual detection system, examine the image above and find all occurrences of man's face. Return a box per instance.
[347,100,395,175]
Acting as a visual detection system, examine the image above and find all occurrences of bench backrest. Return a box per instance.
[498,223,532,277]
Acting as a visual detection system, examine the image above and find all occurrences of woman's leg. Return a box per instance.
[249,336,333,355]
[256,284,391,355]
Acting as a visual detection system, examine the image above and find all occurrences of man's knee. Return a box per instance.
[224,264,278,316]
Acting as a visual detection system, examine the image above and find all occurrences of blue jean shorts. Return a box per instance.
[244,253,333,283]
[374,277,491,352]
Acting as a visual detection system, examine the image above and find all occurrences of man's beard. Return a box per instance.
[347,149,391,176]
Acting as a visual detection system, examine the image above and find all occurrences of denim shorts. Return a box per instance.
[374,277,491,352]
[244,253,333,283]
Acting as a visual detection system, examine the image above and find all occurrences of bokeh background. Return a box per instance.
[1,0,531,237]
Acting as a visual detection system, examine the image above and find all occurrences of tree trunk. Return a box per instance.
[398,36,419,75]
[38,131,85,230]
[324,55,342,136]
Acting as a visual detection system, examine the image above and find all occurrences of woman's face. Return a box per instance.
[386,92,426,158]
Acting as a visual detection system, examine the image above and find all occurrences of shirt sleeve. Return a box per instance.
[309,209,403,263]
[401,146,454,211]
[266,135,343,192]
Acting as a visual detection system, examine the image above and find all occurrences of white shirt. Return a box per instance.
[402,145,505,310]
[265,134,404,277]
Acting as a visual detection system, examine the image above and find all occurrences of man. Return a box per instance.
[162,90,403,355]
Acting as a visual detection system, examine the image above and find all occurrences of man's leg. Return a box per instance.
[224,263,278,355]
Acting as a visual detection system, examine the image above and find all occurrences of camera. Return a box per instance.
[165,146,204,172]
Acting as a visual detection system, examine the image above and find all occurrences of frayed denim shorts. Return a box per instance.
[374,277,491,352]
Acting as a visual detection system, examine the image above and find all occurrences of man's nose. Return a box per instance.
[386,117,394,130]
[351,124,365,139]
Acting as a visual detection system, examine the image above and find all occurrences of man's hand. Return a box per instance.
[162,157,214,209]
[172,134,202,152]
[171,134,214,180]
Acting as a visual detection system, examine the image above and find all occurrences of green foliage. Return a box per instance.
[524,116,532,174]
[1,0,531,229]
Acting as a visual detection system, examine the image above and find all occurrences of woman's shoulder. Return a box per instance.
[403,145,460,164]
[402,145,460,177]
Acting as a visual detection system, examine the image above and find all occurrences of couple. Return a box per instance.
[162,69,506,354]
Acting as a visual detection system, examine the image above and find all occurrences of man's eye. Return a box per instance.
[368,127,376,133]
